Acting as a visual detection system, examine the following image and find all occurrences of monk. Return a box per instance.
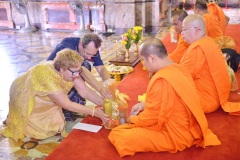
[181,14,240,114]
[194,0,223,39]
[169,9,189,63]
[108,38,220,157]
[207,0,230,34]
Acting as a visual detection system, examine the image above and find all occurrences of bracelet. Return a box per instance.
[20,141,39,150]
[92,107,95,117]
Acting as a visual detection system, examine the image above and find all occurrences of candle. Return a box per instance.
[104,100,112,116]
[116,40,118,57]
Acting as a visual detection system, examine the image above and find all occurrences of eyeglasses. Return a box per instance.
[68,68,83,76]
[182,27,201,32]
[83,48,98,58]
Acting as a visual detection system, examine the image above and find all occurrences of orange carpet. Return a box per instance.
[225,24,240,53]
[46,25,240,160]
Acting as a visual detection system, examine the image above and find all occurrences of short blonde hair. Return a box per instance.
[53,48,83,71]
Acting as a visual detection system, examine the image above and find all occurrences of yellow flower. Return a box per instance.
[132,35,136,40]
[122,41,127,45]
[132,26,143,44]
[121,26,143,50]
[121,29,132,49]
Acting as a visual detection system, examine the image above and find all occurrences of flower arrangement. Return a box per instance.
[121,26,143,61]
[121,29,133,50]
[132,26,143,44]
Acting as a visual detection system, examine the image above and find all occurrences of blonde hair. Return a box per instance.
[53,48,83,71]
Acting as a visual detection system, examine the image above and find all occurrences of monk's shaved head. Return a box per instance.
[172,9,188,22]
[139,38,172,73]
[182,14,206,44]
[139,38,167,59]
[195,0,208,10]
[183,14,206,33]
[171,9,188,33]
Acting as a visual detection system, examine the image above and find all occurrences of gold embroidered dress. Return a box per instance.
[4,62,73,141]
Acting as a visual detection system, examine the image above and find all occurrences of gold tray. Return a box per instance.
[108,66,133,75]
[107,65,133,81]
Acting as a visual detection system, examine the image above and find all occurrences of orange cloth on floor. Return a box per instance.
[169,34,189,63]
[203,13,223,39]
[180,36,240,114]
[108,64,220,157]
[207,2,227,34]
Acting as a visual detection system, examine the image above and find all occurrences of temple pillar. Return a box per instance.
[0,0,14,29]
[104,0,160,33]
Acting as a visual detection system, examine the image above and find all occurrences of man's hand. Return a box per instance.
[99,87,112,99]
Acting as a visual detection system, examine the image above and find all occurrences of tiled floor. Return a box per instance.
[0,7,239,160]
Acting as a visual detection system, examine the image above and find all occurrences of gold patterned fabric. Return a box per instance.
[214,36,236,49]
[4,62,73,141]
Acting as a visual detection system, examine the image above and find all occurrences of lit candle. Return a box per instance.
[116,40,118,57]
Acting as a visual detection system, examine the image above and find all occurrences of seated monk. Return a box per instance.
[194,0,223,39]
[207,0,230,34]
[169,9,189,63]
[108,38,220,157]
[181,14,240,114]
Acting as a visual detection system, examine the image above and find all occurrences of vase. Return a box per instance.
[134,43,139,56]
[125,49,130,62]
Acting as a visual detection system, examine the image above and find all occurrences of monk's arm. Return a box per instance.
[129,80,166,128]
[169,37,189,63]
[180,47,204,78]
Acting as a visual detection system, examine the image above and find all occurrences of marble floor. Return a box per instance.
[0,7,239,160]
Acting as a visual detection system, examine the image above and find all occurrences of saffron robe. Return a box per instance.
[202,13,223,39]
[4,62,73,141]
[108,64,220,157]
[169,34,189,63]
[180,36,240,114]
[207,2,227,34]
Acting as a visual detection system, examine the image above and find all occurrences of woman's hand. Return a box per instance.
[94,106,110,124]
[130,102,144,116]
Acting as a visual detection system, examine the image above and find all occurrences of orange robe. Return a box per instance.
[108,64,220,157]
[203,13,223,39]
[207,2,227,34]
[169,34,189,63]
[180,36,240,114]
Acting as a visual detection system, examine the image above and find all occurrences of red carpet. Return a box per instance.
[46,25,240,160]
[225,24,240,53]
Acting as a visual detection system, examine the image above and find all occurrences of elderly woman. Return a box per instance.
[4,49,109,142]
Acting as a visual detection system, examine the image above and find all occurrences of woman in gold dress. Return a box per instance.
[3,48,109,141]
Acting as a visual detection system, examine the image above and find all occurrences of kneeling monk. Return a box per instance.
[108,38,220,157]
